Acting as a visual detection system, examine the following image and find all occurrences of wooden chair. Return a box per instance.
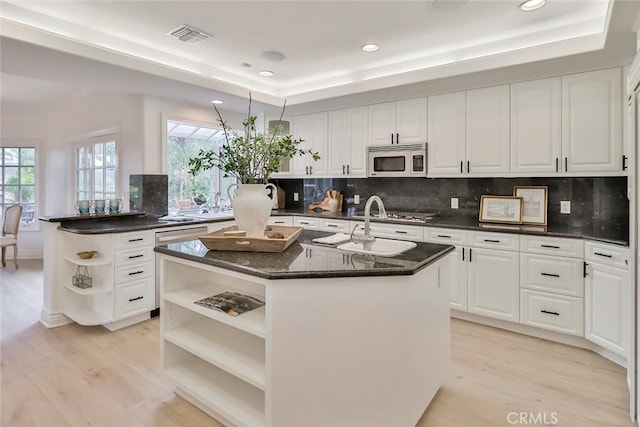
[1,204,23,269]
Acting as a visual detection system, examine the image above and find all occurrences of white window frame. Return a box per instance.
[0,140,40,231]
[72,129,119,203]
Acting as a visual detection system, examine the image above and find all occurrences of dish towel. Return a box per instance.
[312,233,352,245]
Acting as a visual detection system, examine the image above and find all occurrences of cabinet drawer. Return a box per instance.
[320,219,351,233]
[520,289,584,336]
[114,231,154,249]
[520,236,583,258]
[115,262,153,284]
[424,227,468,245]
[115,279,152,320]
[520,253,584,297]
[294,217,320,230]
[584,241,629,269]
[268,216,294,226]
[115,247,155,267]
[353,222,423,242]
[469,232,519,251]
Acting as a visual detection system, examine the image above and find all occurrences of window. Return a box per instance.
[75,135,117,201]
[0,147,37,227]
[166,120,235,212]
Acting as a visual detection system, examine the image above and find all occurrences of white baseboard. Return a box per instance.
[18,250,43,259]
[39,307,73,328]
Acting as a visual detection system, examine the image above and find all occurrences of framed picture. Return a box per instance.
[479,195,524,224]
[513,186,548,225]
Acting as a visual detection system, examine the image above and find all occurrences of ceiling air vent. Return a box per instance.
[167,25,210,45]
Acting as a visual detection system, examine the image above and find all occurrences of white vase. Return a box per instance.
[227,183,276,238]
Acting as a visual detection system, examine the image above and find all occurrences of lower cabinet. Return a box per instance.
[585,261,628,356]
[467,247,520,322]
[520,289,583,336]
[444,246,468,311]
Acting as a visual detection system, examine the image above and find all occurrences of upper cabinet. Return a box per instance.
[292,112,328,177]
[562,68,622,173]
[265,115,295,178]
[427,91,466,176]
[368,98,427,145]
[510,78,562,174]
[466,85,511,175]
[328,106,368,177]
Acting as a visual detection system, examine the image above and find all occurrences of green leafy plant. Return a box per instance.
[188,93,319,184]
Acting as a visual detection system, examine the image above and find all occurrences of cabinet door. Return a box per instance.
[346,106,368,177]
[585,262,628,356]
[396,98,427,144]
[468,247,519,322]
[368,102,396,145]
[328,107,368,177]
[427,92,466,176]
[562,68,622,172]
[266,115,295,177]
[446,246,468,312]
[510,78,562,174]
[466,85,510,174]
[292,112,328,176]
[328,109,348,175]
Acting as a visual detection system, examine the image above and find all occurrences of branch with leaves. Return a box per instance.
[188,93,319,184]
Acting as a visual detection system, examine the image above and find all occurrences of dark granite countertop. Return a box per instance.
[39,211,147,222]
[154,230,455,279]
[272,209,629,246]
[49,208,628,246]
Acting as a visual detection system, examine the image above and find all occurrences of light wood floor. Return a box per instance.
[1,260,634,426]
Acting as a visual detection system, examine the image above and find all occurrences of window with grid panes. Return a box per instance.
[75,135,117,202]
[0,147,37,227]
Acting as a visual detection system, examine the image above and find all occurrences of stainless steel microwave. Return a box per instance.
[367,143,427,177]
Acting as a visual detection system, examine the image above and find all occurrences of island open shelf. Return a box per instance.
[156,230,454,427]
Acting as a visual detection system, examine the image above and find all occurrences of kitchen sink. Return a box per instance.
[337,238,417,257]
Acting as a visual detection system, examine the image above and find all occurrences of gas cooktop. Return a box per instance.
[353,211,439,223]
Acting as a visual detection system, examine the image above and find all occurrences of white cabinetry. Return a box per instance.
[519,236,584,336]
[161,257,266,426]
[353,221,424,242]
[585,241,629,357]
[62,233,115,326]
[510,77,562,174]
[368,98,427,145]
[424,228,469,311]
[328,107,368,177]
[268,216,294,226]
[293,216,319,230]
[466,85,510,174]
[112,230,154,324]
[467,232,519,322]
[427,91,467,176]
[265,115,295,178]
[292,112,328,176]
[562,68,622,173]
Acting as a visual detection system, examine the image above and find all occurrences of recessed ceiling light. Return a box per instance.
[361,44,379,53]
[211,99,224,105]
[258,70,274,77]
[518,0,545,12]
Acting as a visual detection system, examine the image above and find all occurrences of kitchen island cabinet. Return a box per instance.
[155,231,454,427]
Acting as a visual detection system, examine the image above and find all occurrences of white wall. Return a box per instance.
[44,93,144,214]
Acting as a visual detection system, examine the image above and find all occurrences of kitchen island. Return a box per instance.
[154,230,454,427]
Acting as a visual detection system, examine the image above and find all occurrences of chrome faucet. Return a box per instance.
[350,195,387,251]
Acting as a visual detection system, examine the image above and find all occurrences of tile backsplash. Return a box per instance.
[276,176,628,232]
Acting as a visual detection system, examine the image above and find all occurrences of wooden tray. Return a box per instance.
[199,225,303,252]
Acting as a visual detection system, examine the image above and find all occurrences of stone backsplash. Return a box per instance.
[275,176,628,234]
